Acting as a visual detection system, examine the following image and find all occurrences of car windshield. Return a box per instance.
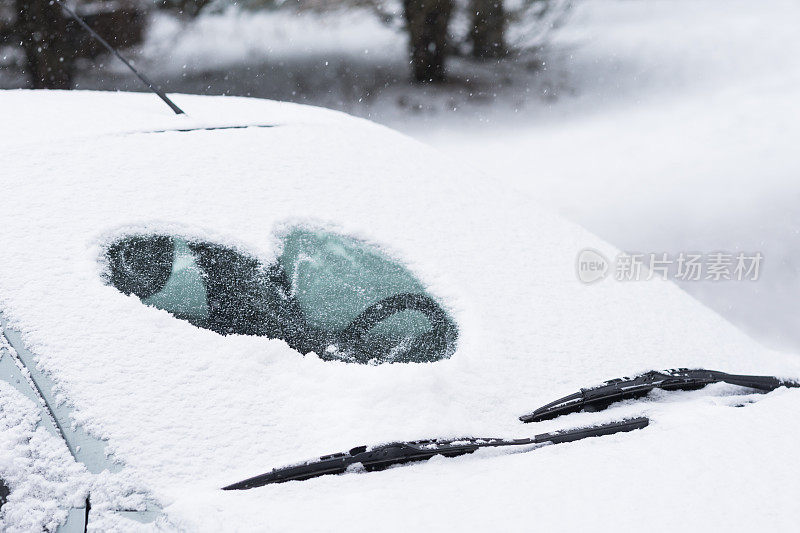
[105,228,457,364]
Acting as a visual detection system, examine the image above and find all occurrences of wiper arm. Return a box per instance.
[520,368,799,423]
[222,417,648,490]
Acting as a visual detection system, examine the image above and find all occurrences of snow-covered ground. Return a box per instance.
[409,0,800,353]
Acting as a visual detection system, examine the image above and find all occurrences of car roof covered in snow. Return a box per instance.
[1,90,799,530]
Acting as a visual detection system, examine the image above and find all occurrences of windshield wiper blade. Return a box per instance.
[222,417,648,490]
[520,368,799,423]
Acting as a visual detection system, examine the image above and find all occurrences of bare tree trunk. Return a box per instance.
[403,0,453,83]
[16,0,75,89]
[470,0,506,59]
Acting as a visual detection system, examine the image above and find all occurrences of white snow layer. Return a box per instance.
[0,380,87,532]
[405,0,800,353]
[1,90,799,531]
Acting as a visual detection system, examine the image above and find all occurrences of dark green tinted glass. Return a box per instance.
[105,229,457,363]
[278,229,457,363]
[0,478,9,510]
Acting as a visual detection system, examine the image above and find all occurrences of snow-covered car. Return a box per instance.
[1,90,799,532]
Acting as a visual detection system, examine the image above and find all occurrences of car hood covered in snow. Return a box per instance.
[1,90,799,531]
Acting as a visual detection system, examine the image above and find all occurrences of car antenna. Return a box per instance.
[54,0,185,115]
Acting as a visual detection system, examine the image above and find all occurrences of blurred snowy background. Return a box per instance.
[2,0,800,352]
